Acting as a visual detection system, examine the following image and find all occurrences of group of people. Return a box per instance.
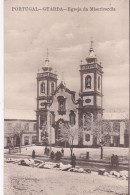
[32,149,118,169]
[50,148,64,160]
[50,150,76,168]
[32,147,76,168]
[111,154,119,167]
[50,151,62,160]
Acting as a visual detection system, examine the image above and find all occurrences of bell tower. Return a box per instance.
[36,51,58,143]
[79,41,103,120]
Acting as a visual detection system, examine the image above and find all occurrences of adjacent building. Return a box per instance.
[4,110,37,148]
[103,112,129,147]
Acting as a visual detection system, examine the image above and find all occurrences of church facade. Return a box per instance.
[36,45,103,147]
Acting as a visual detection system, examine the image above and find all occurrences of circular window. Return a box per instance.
[40,102,45,106]
[85,99,91,103]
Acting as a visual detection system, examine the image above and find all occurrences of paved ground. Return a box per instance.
[4,153,128,173]
[4,163,128,195]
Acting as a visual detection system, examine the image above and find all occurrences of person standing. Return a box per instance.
[61,148,64,156]
[58,151,62,160]
[44,146,47,155]
[55,151,58,160]
[50,151,55,160]
[111,154,114,166]
[32,150,35,159]
[71,153,76,168]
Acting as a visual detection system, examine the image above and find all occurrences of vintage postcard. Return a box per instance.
[4,0,129,194]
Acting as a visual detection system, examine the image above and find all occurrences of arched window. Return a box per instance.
[69,111,76,125]
[98,76,100,90]
[40,82,45,93]
[51,112,55,125]
[40,117,46,129]
[85,75,91,89]
[51,82,55,94]
[85,134,90,142]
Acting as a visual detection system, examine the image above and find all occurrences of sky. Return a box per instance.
[4,0,129,115]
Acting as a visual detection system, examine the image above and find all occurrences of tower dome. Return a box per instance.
[42,54,52,72]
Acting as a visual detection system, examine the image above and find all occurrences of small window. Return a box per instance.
[113,136,118,143]
[24,136,29,145]
[113,122,120,132]
[33,124,36,131]
[24,123,29,131]
[32,136,37,144]
[104,135,110,143]
[15,123,21,130]
[7,137,11,144]
[102,121,111,133]
[85,75,92,89]
[98,76,100,90]
[40,82,45,93]
[51,82,55,94]
[85,134,90,142]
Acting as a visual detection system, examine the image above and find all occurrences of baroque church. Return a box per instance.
[36,44,103,147]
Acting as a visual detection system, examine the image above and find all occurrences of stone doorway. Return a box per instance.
[55,119,69,147]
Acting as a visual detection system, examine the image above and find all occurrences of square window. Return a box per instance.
[85,134,90,142]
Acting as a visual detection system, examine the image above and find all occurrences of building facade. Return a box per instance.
[36,44,104,147]
[4,119,37,148]
[102,113,129,147]
[4,45,129,148]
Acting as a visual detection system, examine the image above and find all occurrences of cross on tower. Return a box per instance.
[90,37,94,48]
[62,71,64,81]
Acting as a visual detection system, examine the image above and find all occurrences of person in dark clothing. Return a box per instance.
[111,154,114,166]
[71,153,76,168]
[44,146,48,155]
[50,151,55,160]
[55,151,62,160]
[61,148,64,156]
[32,150,35,159]
[55,151,58,160]
[58,151,62,160]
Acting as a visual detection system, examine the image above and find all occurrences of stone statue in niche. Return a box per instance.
[57,96,66,115]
